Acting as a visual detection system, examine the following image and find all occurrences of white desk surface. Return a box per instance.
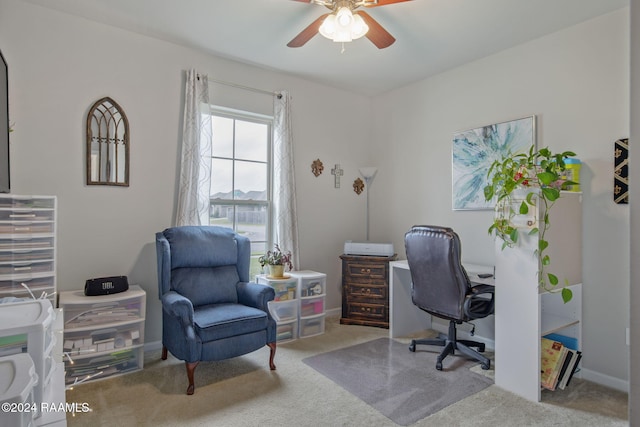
[388,260,494,338]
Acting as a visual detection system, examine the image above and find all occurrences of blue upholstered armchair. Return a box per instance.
[155,226,277,395]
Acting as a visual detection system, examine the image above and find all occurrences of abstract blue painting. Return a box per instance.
[452,116,535,210]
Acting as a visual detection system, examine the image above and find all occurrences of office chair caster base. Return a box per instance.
[409,341,416,352]
[481,362,490,370]
[436,361,443,370]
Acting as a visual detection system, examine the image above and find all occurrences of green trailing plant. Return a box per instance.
[258,244,293,270]
[484,146,577,303]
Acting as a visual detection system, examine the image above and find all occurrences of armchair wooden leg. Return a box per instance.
[268,342,277,370]
[161,346,168,360]
[185,361,199,395]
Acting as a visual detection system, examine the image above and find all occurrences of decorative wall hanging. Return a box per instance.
[452,115,535,210]
[614,138,629,204]
[86,97,130,186]
[353,178,364,195]
[331,164,343,188]
[311,159,324,177]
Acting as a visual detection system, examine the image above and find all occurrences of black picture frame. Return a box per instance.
[0,49,9,193]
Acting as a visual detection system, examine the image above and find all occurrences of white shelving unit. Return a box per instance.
[0,195,57,305]
[58,285,146,386]
[0,353,38,427]
[494,192,582,402]
[0,299,66,426]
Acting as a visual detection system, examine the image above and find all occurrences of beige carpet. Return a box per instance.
[66,316,628,426]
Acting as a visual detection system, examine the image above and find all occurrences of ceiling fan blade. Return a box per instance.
[363,0,412,7]
[287,13,330,47]
[355,10,396,49]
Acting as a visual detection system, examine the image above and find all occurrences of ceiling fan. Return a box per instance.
[287,0,412,49]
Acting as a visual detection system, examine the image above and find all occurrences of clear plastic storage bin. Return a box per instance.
[299,314,325,338]
[268,300,298,322]
[275,319,298,343]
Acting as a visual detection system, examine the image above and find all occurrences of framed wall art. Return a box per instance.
[614,138,628,204]
[452,115,536,210]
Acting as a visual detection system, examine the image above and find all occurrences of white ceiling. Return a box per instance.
[22,0,629,96]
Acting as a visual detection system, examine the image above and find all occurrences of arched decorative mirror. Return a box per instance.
[86,97,129,186]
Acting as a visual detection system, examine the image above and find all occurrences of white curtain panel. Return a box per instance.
[273,91,300,265]
[175,70,212,226]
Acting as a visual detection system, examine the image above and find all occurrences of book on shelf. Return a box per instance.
[556,349,575,390]
[540,337,568,390]
[540,336,582,391]
[561,350,582,389]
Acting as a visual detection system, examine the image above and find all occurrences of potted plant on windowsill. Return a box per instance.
[259,244,294,278]
[483,146,578,303]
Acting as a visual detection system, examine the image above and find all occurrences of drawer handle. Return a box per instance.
[360,268,371,273]
[360,307,372,313]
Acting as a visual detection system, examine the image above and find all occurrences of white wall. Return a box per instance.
[0,0,372,343]
[372,9,630,389]
[0,0,631,390]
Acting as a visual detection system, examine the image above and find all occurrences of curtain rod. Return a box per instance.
[199,74,282,98]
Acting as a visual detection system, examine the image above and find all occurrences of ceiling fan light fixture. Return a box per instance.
[319,7,369,43]
[336,6,353,27]
[319,14,337,38]
[351,14,369,39]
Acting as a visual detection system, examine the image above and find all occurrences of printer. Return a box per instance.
[343,241,395,257]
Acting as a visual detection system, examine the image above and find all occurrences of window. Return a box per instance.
[206,106,272,278]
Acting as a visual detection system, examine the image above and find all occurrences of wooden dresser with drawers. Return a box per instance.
[339,253,397,328]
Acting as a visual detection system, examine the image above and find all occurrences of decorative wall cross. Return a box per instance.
[331,164,344,188]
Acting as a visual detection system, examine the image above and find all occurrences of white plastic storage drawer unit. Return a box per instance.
[257,275,299,343]
[0,195,57,305]
[289,271,326,339]
[59,285,146,385]
[0,353,38,427]
[0,299,56,414]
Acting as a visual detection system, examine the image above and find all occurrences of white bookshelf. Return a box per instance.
[494,192,582,402]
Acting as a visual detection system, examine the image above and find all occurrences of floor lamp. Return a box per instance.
[359,167,378,241]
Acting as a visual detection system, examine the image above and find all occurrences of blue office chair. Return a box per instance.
[156,226,277,394]
[405,225,495,370]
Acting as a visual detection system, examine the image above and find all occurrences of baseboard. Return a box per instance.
[144,340,163,353]
[580,368,629,393]
[325,307,341,318]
